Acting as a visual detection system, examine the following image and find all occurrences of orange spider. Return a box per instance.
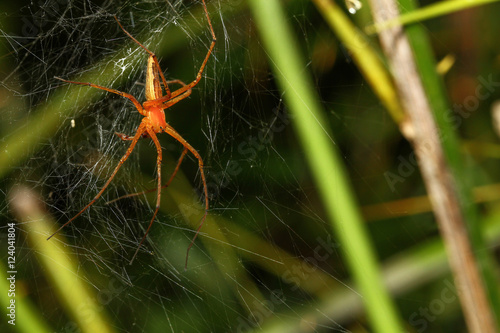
[47,0,216,268]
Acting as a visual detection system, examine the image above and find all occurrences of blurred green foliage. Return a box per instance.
[1,0,500,332]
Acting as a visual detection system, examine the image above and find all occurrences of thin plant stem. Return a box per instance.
[247,0,404,332]
[399,0,500,322]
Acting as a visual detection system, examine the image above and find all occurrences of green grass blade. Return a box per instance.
[0,263,53,333]
[311,0,405,124]
[8,186,115,333]
[255,210,500,332]
[247,0,404,332]
[366,0,500,34]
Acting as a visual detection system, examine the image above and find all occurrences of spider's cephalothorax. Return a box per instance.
[49,0,216,269]
[146,106,167,133]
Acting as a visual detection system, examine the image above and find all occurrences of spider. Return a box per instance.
[47,0,216,268]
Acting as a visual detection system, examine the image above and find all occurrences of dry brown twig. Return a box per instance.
[366,0,496,331]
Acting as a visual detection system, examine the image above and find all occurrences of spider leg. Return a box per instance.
[149,30,215,106]
[162,0,217,100]
[181,34,216,94]
[166,79,187,88]
[161,79,188,100]
[47,123,147,240]
[139,0,216,109]
[140,73,192,110]
[161,123,209,269]
[105,147,188,204]
[55,77,146,116]
[115,132,134,141]
[129,127,163,264]
[115,131,150,141]
[143,88,192,109]
[113,16,171,99]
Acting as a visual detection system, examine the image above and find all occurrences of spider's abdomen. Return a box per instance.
[147,106,167,132]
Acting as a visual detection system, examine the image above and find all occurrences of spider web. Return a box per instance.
[2,0,492,332]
